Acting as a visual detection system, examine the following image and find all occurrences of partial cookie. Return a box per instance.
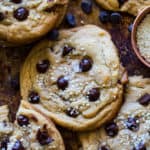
[0,0,68,45]
[0,101,65,150]
[20,25,123,131]
[79,76,150,150]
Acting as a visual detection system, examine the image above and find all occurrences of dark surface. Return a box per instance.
[0,0,149,149]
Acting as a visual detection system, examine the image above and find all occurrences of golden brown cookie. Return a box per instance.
[20,25,124,131]
[79,76,150,150]
[0,0,68,45]
[0,101,65,150]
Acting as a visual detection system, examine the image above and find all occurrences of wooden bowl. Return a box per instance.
[131,6,150,68]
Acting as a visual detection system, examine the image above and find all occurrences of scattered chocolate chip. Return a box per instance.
[0,12,5,21]
[37,129,54,145]
[0,137,9,149]
[133,142,146,150]
[62,46,74,56]
[28,91,40,103]
[14,7,29,21]
[99,11,110,23]
[11,0,22,3]
[36,59,50,73]
[126,117,139,132]
[12,140,25,150]
[128,23,133,32]
[138,93,150,106]
[110,12,122,24]
[79,56,93,72]
[66,107,79,117]
[105,122,118,137]
[66,13,76,27]
[57,76,68,90]
[88,88,100,101]
[81,0,92,14]
[17,115,29,126]
[99,145,110,150]
[47,29,59,41]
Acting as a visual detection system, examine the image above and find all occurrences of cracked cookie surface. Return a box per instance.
[20,25,123,131]
[79,76,150,150]
[0,101,65,150]
[0,0,68,45]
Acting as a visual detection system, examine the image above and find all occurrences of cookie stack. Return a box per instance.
[0,0,150,150]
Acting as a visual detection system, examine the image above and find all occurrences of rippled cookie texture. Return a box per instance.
[96,0,150,16]
[20,25,123,131]
[0,0,68,45]
[79,76,150,150]
[0,101,65,150]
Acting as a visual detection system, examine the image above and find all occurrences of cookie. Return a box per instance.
[0,0,68,45]
[0,101,65,150]
[20,25,124,131]
[79,76,150,150]
[96,0,150,16]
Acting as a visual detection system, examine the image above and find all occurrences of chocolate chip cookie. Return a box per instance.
[0,0,68,45]
[96,0,150,16]
[79,76,150,150]
[20,25,124,131]
[0,101,65,150]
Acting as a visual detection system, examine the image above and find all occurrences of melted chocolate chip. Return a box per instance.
[37,129,54,145]
[17,115,29,126]
[57,76,68,90]
[47,29,59,41]
[99,11,110,23]
[128,23,133,32]
[105,122,118,137]
[126,117,139,132]
[12,140,25,150]
[66,107,79,117]
[99,145,110,150]
[133,142,146,150]
[88,88,100,101]
[0,12,5,21]
[110,12,122,24]
[0,137,9,149]
[138,93,150,106]
[79,56,93,72]
[62,46,74,56]
[66,13,76,27]
[81,0,93,14]
[28,91,40,103]
[36,59,50,73]
[14,7,29,21]
[11,0,22,3]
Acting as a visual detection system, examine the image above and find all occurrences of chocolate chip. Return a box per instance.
[81,0,92,14]
[110,12,122,24]
[0,12,5,21]
[79,56,93,72]
[14,7,29,21]
[66,13,76,27]
[99,145,110,150]
[118,0,127,5]
[62,46,74,56]
[37,129,54,145]
[99,11,110,23]
[28,91,40,103]
[57,76,68,90]
[133,142,146,150]
[17,115,29,126]
[47,29,59,41]
[126,117,139,132]
[88,88,100,101]
[128,23,133,32]
[11,0,22,3]
[66,107,79,117]
[105,122,118,137]
[12,140,25,150]
[36,59,50,73]
[138,93,150,106]
[0,137,9,149]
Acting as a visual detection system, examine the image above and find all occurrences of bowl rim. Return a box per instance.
[131,6,150,68]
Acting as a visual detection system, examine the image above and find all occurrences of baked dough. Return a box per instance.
[79,76,150,150]
[20,25,124,131]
